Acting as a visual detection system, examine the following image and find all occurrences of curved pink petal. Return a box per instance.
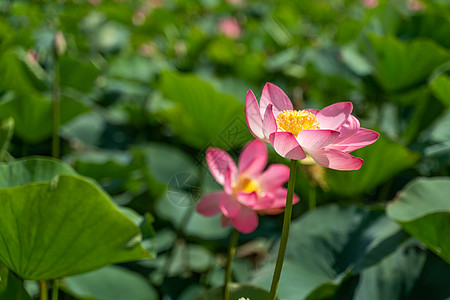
[196,191,223,216]
[297,129,340,150]
[316,102,353,130]
[245,90,265,140]
[238,140,267,176]
[219,193,241,217]
[221,215,232,227]
[206,148,237,185]
[223,167,234,195]
[256,188,299,214]
[329,128,379,153]
[263,104,278,138]
[257,164,290,193]
[236,191,258,207]
[336,115,360,141]
[260,83,293,118]
[231,206,259,234]
[269,132,306,160]
[304,109,320,115]
[270,188,300,207]
[251,194,274,210]
[308,148,363,170]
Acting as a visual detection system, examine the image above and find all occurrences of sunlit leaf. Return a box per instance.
[59,57,100,93]
[0,158,151,280]
[366,35,450,92]
[387,177,450,263]
[158,71,252,150]
[430,73,450,107]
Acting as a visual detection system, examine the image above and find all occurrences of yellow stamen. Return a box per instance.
[235,176,260,194]
[276,110,320,137]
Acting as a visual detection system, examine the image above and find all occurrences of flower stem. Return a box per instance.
[223,229,239,300]
[40,280,48,300]
[52,279,59,300]
[269,159,297,300]
[52,55,60,158]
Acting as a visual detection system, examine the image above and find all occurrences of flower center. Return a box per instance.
[276,110,320,137]
[235,176,260,194]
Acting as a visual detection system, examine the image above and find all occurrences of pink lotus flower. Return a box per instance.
[218,17,242,40]
[245,83,379,170]
[407,0,425,11]
[196,140,299,234]
[363,0,378,8]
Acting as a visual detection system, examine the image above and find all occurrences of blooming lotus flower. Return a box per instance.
[196,140,299,234]
[218,17,242,40]
[245,83,379,170]
[363,0,378,8]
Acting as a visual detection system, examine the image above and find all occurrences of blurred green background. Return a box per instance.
[0,0,449,299]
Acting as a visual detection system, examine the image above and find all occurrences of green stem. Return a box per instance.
[52,279,59,300]
[40,280,48,300]
[52,56,60,158]
[223,229,239,300]
[269,159,298,300]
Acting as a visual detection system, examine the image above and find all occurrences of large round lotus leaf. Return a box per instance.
[251,205,405,299]
[196,283,271,300]
[0,158,151,280]
[64,265,158,300]
[387,177,450,263]
[0,157,77,188]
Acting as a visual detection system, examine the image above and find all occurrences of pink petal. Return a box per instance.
[236,191,258,207]
[221,215,232,227]
[336,115,360,141]
[206,148,237,186]
[245,90,265,140]
[263,104,278,138]
[196,191,223,216]
[219,193,241,217]
[307,148,363,170]
[304,109,320,115]
[257,164,290,193]
[223,167,234,195]
[329,128,379,153]
[316,102,353,130]
[231,206,259,234]
[270,188,300,207]
[255,188,299,214]
[269,132,306,160]
[251,194,274,210]
[297,129,340,150]
[260,83,293,118]
[238,140,267,176]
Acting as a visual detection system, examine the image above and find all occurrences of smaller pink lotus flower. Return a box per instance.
[363,0,378,8]
[218,17,242,40]
[407,0,425,11]
[225,0,243,4]
[196,140,299,234]
[245,83,379,170]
